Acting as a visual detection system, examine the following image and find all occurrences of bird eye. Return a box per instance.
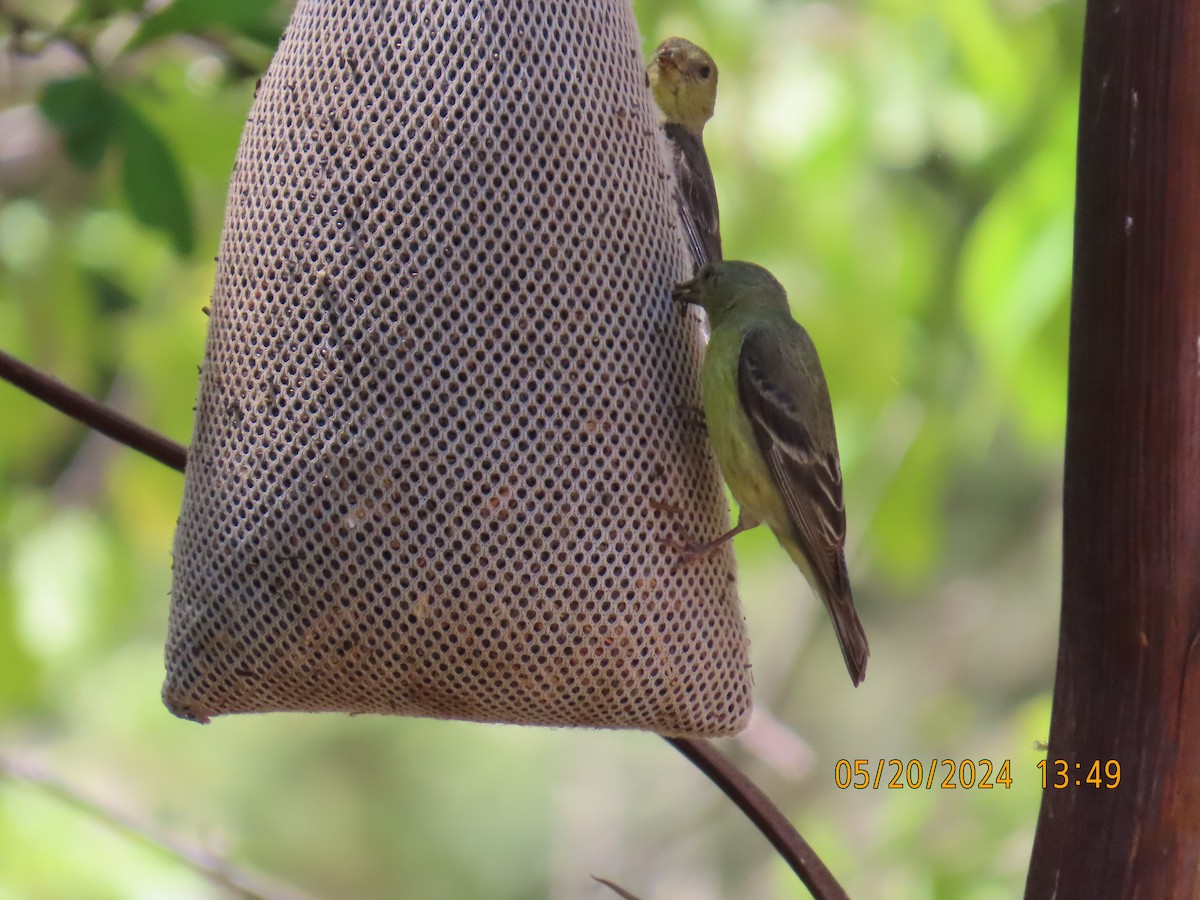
[702,267,717,283]
[698,65,712,79]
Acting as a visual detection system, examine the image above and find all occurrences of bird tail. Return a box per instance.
[789,546,870,685]
[821,577,869,687]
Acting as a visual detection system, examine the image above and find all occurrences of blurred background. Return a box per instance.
[0,0,1078,896]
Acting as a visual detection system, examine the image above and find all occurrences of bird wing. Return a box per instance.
[736,325,848,597]
[664,123,722,271]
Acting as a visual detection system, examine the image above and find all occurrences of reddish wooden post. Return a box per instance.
[1026,1,1200,896]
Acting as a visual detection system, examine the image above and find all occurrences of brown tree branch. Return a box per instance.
[0,349,848,900]
[0,349,188,471]
[667,738,849,899]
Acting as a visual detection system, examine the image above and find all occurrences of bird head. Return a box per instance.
[673,261,791,327]
[646,37,718,135]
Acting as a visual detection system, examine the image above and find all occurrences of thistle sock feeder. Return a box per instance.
[164,0,752,737]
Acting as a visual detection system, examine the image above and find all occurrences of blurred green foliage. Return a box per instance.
[0,0,1078,897]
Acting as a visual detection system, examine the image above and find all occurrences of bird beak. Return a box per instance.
[672,277,700,307]
[654,48,678,72]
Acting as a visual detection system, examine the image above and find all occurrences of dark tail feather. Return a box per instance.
[824,587,869,686]
[818,557,869,686]
[783,535,870,684]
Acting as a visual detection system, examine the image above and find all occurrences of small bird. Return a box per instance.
[673,260,869,685]
[647,37,722,271]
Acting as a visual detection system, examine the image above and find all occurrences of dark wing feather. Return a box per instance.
[737,326,868,683]
[664,123,721,271]
[737,328,847,590]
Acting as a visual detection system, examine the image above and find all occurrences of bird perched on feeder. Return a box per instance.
[647,37,722,271]
[672,260,869,686]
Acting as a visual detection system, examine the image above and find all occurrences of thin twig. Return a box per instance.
[592,875,645,899]
[0,6,101,70]
[0,349,187,471]
[0,752,313,900]
[0,351,849,899]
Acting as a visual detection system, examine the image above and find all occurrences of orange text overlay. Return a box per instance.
[833,758,1014,790]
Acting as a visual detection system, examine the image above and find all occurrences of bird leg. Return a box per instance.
[667,511,760,567]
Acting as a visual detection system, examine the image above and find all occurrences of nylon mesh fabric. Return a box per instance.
[164,0,752,737]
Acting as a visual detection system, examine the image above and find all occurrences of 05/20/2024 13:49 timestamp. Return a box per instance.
[832,759,1123,790]
[1038,759,1121,789]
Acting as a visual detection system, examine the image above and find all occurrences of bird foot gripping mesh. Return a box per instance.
[164,0,752,737]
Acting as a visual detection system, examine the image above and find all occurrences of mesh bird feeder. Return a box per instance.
[164,0,752,737]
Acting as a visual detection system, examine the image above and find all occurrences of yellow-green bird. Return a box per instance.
[647,37,722,271]
[673,260,869,685]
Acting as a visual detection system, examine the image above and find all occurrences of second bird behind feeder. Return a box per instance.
[647,37,722,272]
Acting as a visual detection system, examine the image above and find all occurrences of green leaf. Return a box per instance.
[127,0,283,51]
[86,272,138,317]
[38,76,117,171]
[113,100,195,255]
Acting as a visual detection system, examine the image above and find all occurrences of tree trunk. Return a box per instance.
[1026,1,1200,897]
